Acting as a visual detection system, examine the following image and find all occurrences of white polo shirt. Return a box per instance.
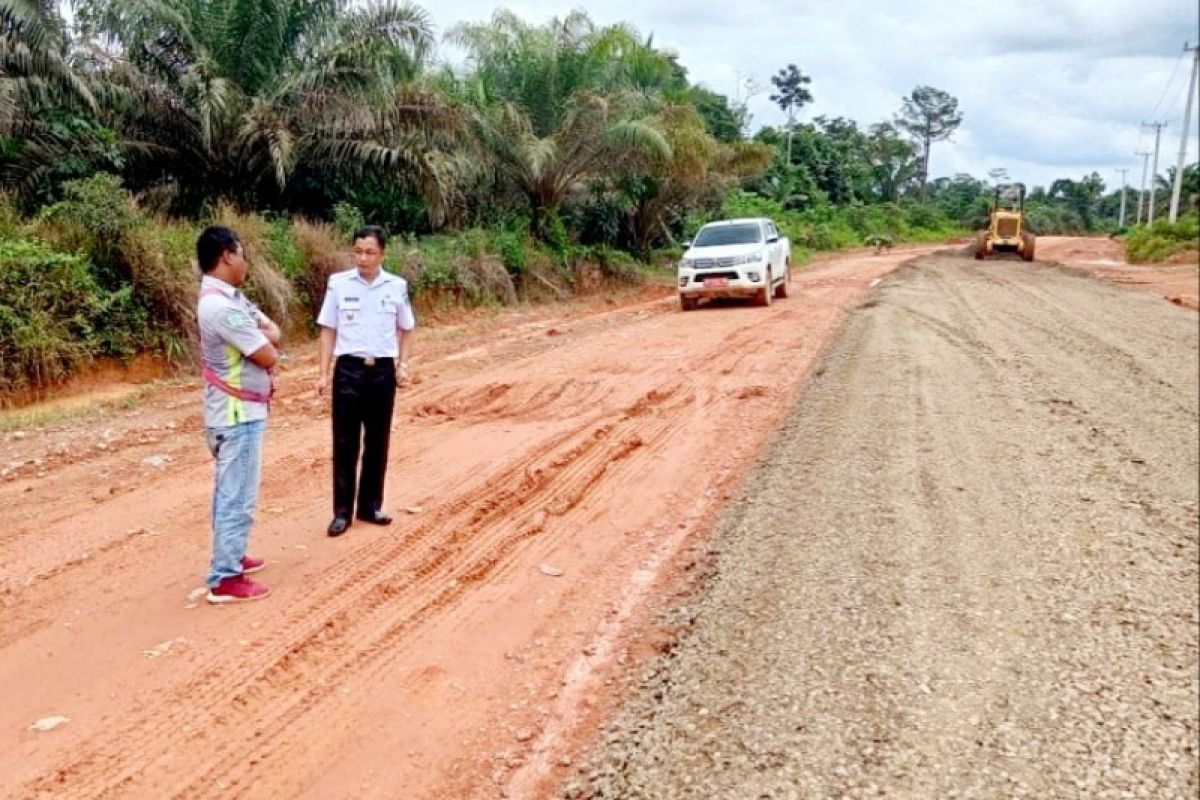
[316,268,416,357]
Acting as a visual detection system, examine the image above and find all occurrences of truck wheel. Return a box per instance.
[974,234,988,260]
[774,264,790,298]
[680,295,698,311]
[754,270,773,307]
[1022,234,1036,262]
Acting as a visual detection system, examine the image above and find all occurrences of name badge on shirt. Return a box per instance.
[338,295,362,322]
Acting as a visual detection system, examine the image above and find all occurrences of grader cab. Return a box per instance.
[975,183,1036,261]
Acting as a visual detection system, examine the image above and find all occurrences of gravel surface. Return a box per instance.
[566,256,1199,799]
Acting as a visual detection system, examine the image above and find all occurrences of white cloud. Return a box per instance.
[414,1,1199,189]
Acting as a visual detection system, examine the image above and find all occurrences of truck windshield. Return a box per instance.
[693,224,762,246]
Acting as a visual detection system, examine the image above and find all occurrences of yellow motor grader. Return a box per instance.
[975,183,1036,261]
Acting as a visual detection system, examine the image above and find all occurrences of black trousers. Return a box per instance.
[332,355,396,519]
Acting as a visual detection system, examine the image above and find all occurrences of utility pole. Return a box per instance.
[1142,121,1166,224]
[1116,168,1129,227]
[1135,150,1151,224]
[1169,43,1199,223]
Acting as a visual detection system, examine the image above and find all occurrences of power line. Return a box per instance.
[1135,48,1189,157]
[1147,49,1188,121]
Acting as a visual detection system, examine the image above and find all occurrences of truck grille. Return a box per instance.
[996,219,1019,238]
[692,256,740,269]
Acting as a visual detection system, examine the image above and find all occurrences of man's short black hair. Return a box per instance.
[197,226,241,273]
[352,225,388,250]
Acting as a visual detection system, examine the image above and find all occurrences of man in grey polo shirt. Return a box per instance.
[196,226,281,603]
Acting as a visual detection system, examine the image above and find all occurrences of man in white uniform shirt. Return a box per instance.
[316,226,415,536]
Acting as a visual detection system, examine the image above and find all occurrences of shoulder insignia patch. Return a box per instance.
[223,309,252,329]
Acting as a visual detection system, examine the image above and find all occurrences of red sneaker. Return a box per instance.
[241,556,265,575]
[206,575,271,604]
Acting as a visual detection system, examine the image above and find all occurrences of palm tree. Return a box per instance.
[1,0,92,128]
[612,104,771,257]
[448,11,671,237]
[1,1,106,198]
[73,0,454,216]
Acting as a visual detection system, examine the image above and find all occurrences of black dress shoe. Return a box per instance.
[327,516,350,537]
[356,510,393,525]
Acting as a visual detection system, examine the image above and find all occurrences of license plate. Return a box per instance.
[703,277,729,287]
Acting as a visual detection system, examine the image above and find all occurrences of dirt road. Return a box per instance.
[1035,236,1199,310]
[0,241,1194,799]
[0,245,935,799]
[569,255,1199,798]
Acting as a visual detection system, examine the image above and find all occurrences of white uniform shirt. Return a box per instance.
[316,268,416,357]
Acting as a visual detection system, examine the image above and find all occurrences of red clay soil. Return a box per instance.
[0,245,940,800]
[0,237,1187,800]
[1036,235,1199,310]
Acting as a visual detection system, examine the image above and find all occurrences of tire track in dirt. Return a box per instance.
[4,248,936,799]
[25,348,761,798]
[24,383,692,798]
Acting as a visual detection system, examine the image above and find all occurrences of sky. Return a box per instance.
[423,0,1199,192]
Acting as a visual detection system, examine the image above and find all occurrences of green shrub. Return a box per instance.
[34,174,143,278]
[1026,204,1086,235]
[119,218,198,359]
[0,238,104,398]
[383,229,518,309]
[714,190,961,254]
[580,245,642,284]
[1125,215,1200,263]
[265,217,306,279]
[0,193,22,240]
[332,202,365,239]
[492,228,530,277]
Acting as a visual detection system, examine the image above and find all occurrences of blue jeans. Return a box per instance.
[204,420,266,587]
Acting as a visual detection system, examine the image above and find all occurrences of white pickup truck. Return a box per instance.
[677,217,791,311]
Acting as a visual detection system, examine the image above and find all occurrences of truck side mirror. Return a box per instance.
[766,235,779,244]
[682,240,692,248]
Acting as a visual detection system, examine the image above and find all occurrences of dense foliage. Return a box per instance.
[1,1,1196,400]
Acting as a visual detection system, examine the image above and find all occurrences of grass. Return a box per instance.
[1124,215,1200,263]
[0,381,169,433]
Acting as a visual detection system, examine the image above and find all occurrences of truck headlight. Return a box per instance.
[734,251,765,266]
[680,258,695,269]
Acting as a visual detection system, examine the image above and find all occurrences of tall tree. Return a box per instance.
[449,11,671,237]
[1,0,93,127]
[686,86,742,143]
[866,122,918,201]
[768,63,812,164]
[1049,171,1105,229]
[0,0,111,199]
[894,85,961,199]
[70,0,456,219]
[610,104,770,257]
